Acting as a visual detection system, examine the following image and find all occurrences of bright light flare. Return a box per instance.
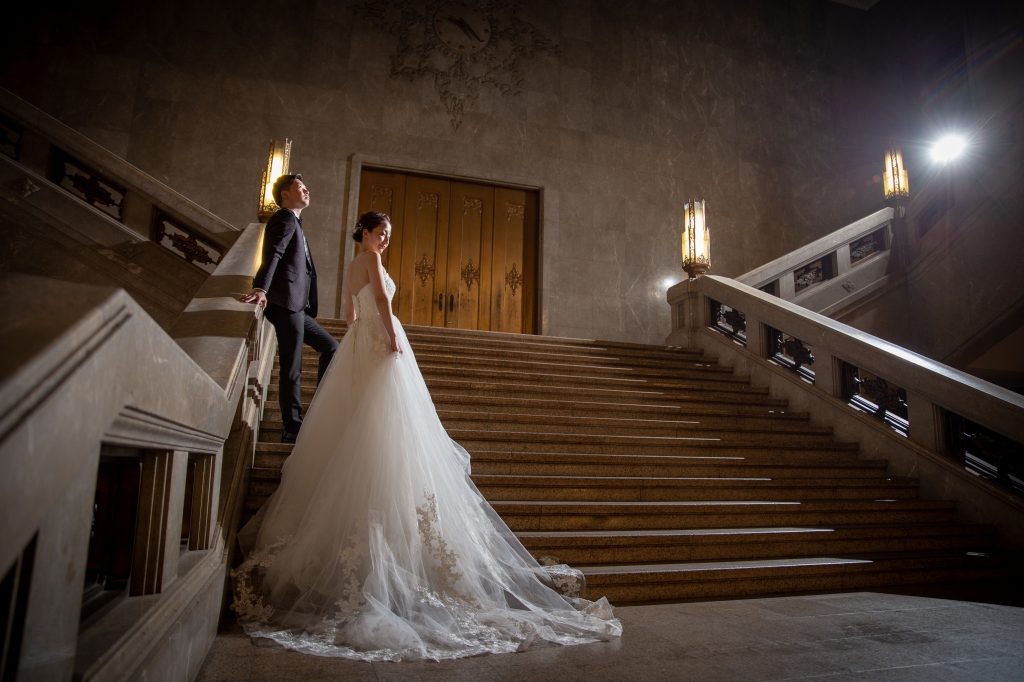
[931,135,966,164]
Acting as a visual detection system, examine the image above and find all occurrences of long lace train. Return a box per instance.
[232,274,621,661]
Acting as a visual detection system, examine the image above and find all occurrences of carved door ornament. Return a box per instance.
[504,262,523,296]
[461,259,480,291]
[418,191,439,209]
[463,197,483,215]
[415,253,435,286]
[371,185,394,207]
[506,203,524,220]
[352,0,559,130]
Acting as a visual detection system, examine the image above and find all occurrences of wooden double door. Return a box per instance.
[357,170,538,334]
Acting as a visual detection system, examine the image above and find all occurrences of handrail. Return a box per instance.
[736,209,894,314]
[0,86,239,264]
[0,221,273,679]
[667,275,1024,543]
[738,209,893,288]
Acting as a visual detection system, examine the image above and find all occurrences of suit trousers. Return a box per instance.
[264,303,339,434]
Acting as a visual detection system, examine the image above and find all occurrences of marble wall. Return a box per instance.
[2,0,890,343]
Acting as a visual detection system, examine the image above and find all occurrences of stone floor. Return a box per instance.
[198,587,1024,681]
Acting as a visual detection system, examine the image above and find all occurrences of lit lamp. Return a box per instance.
[882,142,910,270]
[257,138,292,222]
[681,198,711,279]
[882,142,910,208]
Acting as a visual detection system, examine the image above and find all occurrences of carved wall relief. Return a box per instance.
[352,0,559,130]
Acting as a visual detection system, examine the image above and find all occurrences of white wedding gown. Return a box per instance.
[232,272,621,661]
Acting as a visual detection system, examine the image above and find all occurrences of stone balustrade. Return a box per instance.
[668,275,1024,546]
[737,208,894,317]
[0,220,272,680]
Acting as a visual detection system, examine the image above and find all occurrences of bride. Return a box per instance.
[232,211,621,661]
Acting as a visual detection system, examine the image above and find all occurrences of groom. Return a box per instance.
[241,174,338,443]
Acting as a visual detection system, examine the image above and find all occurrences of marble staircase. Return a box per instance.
[241,323,1020,603]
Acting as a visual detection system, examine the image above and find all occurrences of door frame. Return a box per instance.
[337,153,547,334]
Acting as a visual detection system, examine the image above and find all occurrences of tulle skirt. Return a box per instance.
[232,311,621,661]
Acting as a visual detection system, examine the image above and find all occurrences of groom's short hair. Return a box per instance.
[273,173,303,206]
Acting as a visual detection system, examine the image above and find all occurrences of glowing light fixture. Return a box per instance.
[883,142,910,206]
[931,135,965,164]
[681,199,711,279]
[258,138,292,221]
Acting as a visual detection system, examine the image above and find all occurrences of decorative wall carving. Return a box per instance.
[152,214,223,274]
[12,177,39,198]
[461,259,480,290]
[49,150,125,220]
[415,252,435,286]
[418,191,439,209]
[353,0,559,130]
[505,262,522,295]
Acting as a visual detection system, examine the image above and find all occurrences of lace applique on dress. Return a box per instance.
[416,492,479,610]
[354,272,397,360]
[230,535,293,623]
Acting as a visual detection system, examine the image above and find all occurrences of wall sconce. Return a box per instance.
[883,142,910,207]
[682,198,711,279]
[257,138,292,222]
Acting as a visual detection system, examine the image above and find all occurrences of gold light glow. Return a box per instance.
[258,138,292,221]
[883,142,909,206]
[682,198,711,279]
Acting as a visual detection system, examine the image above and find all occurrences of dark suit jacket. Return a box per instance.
[252,208,318,316]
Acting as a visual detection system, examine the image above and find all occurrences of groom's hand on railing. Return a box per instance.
[239,289,267,310]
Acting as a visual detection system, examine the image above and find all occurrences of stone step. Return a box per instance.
[241,497,958,534]
[252,447,879,473]
[449,434,859,458]
[520,524,996,565]
[271,369,775,398]
[578,552,1021,603]
[254,438,859,460]
[471,474,919,502]
[257,416,837,445]
[262,396,808,422]
[293,346,722,374]
[273,365,752,391]
[314,321,708,358]
[489,499,957,531]
[415,352,736,379]
[267,382,789,409]
[245,469,917,502]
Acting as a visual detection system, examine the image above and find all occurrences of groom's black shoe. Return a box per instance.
[282,430,298,444]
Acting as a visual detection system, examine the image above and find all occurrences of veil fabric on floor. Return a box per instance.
[233,274,621,662]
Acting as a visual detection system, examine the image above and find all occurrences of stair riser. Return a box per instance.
[529,535,994,565]
[584,563,1018,603]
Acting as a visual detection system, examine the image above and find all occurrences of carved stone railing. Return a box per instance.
[0,86,240,330]
[668,275,1024,546]
[737,208,894,317]
[0,223,272,681]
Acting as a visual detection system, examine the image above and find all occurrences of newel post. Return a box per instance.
[666,280,702,348]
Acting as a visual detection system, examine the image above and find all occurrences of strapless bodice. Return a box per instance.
[353,271,396,320]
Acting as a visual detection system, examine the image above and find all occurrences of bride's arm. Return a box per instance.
[344,278,356,325]
[368,252,402,354]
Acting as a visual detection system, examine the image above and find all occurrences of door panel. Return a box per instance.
[492,188,527,333]
[398,176,451,326]
[447,183,494,330]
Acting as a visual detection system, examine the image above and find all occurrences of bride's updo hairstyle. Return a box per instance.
[353,211,391,242]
